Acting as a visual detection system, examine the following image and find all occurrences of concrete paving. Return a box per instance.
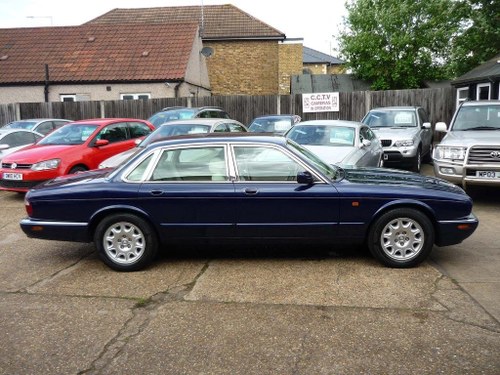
[0,167,499,374]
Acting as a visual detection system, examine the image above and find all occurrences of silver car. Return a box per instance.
[2,118,71,135]
[0,128,44,163]
[361,106,433,172]
[433,100,500,188]
[99,118,248,169]
[285,120,383,167]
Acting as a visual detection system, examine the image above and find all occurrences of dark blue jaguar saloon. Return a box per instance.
[21,134,478,271]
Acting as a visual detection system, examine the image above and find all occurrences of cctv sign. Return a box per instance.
[302,92,339,113]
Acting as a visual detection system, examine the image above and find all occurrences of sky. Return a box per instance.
[0,0,348,56]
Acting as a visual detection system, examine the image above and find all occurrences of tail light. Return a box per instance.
[24,196,33,217]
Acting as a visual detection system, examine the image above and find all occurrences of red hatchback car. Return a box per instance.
[0,118,154,192]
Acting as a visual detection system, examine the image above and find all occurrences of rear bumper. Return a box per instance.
[20,218,91,242]
[435,213,479,247]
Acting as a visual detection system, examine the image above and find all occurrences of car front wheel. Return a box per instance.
[367,208,434,268]
[94,213,158,271]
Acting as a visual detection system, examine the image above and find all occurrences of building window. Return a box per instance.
[476,83,491,100]
[456,87,468,108]
[120,93,151,100]
[60,94,76,102]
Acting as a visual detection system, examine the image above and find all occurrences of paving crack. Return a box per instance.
[79,260,211,374]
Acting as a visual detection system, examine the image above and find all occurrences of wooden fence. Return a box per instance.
[1,87,456,127]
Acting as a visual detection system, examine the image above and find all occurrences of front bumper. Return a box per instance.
[433,160,500,187]
[435,213,479,247]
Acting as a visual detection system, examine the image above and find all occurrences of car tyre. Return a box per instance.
[94,213,158,271]
[69,165,88,174]
[424,140,433,163]
[411,148,421,173]
[367,208,434,268]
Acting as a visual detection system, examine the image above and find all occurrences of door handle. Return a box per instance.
[150,190,163,196]
[244,187,258,195]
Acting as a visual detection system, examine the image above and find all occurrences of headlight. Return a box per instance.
[434,146,466,161]
[31,158,61,171]
[394,139,414,147]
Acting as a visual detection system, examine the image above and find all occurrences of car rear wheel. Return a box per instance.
[368,208,434,268]
[94,213,158,271]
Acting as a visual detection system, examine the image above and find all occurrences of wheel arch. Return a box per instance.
[66,163,89,174]
[88,205,160,241]
[365,200,437,244]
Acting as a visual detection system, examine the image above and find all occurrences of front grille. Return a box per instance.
[467,146,500,164]
[381,140,392,147]
[0,179,44,189]
[1,162,33,169]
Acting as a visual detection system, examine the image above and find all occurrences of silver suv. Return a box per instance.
[361,106,433,172]
[433,100,500,188]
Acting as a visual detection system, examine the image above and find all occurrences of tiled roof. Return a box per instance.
[0,22,198,84]
[303,47,344,65]
[87,4,285,40]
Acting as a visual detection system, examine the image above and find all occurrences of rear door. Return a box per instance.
[136,144,236,240]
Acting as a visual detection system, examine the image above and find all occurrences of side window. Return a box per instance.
[1,133,20,147]
[213,124,229,132]
[127,154,154,182]
[98,123,129,143]
[418,109,429,125]
[233,146,303,182]
[149,146,227,182]
[360,127,373,141]
[129,122,152,138]
[228,123,246,132]
[35,122,54,135]
[198,111,211,119]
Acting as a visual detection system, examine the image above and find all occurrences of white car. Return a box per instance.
[285,120,383,167]
[0,128,44,163]
[433,100,500,188]
[99,118,248,169]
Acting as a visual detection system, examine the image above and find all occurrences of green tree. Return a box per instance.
[339,0,463,89]
[450,0,500,76]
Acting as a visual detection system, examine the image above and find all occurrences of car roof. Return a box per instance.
[0,128,43,136]
[294,120,364,128]
[253,114,295,119]
[146,132,286,149]
[6,118,70,124]
[369,106,419,111]
[66,118,150,125]
[461,100,500,107]
[157,118,243,126]
[158,106,226,113]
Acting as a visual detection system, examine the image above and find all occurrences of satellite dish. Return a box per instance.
[200,46,214,58]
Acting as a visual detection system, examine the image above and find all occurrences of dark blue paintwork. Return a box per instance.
[20,134,478,250]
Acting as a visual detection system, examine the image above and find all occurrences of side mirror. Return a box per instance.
[95,139,110,147]
[361,139,371,148]
[435,122,447,132]
[0,144,9,151]
[297,171,314,185]
[422,122,431,129]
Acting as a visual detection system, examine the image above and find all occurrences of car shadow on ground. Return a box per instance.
[155,243,372,264]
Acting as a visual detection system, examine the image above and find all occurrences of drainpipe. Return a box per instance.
[44,64,49,102]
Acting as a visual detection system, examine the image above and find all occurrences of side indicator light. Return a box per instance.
[31,226,44,232]
[457,224,471,230]
[352,201,360,207]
